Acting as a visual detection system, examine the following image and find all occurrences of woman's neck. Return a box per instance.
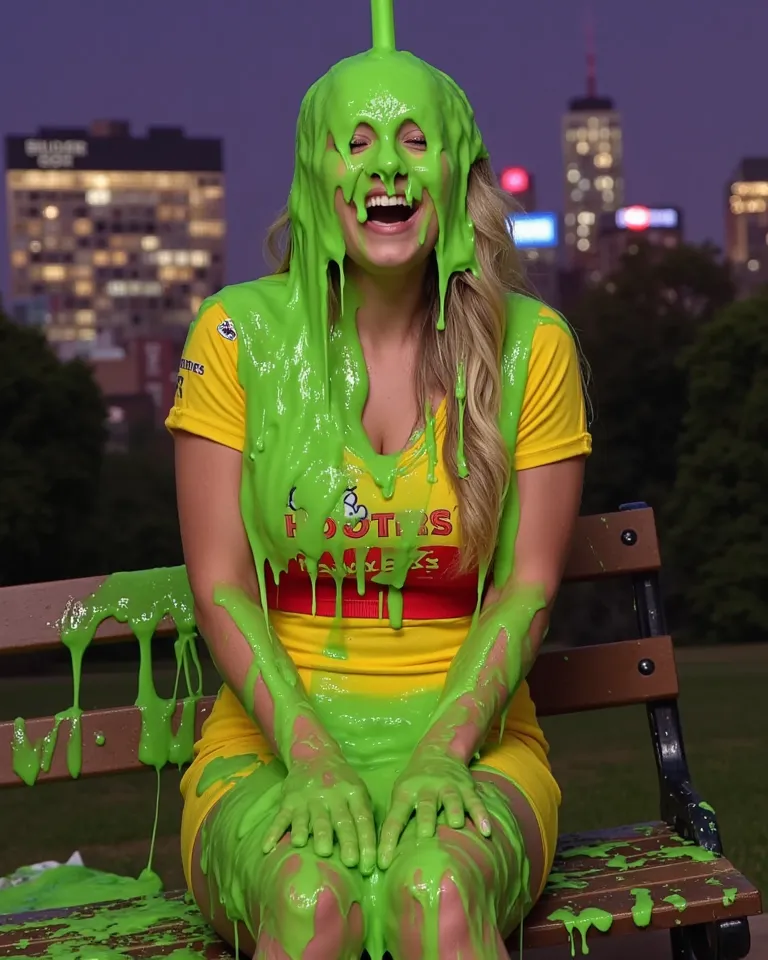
[346,261,428,348]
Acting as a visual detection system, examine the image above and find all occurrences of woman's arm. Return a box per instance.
[176,430,333,761]
[424,455,585,761]
[377,456,584,864]
[176,430,377,869]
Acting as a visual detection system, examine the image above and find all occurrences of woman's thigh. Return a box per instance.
[379,769,546,956]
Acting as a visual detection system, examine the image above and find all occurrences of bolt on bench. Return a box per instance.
[0,504,762,959]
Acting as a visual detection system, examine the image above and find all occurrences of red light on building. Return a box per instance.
[623,205,652,231]
[500,167,530,195]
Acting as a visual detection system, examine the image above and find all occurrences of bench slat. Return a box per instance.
[0,825,760,956]
[0,509,661,656]
[0,638,677,786]
[515,822,764,949]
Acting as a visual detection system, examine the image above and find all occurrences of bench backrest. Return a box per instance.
[0,505,676,788]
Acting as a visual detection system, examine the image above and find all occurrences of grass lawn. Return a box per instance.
[1,645,765,897]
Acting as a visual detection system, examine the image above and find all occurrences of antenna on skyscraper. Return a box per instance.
[585,3,597,98]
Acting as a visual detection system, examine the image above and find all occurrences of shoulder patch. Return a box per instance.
[217,318,237,342]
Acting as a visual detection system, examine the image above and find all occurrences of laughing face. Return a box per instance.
[288,47,487,326]
[333,120,440,271]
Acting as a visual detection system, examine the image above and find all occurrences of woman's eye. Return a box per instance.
[406,137,427,149]
[350,139,367,151]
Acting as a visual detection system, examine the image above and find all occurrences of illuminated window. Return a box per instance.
[189,220,225,238]
[568,167,581,183]
[577,127,588,140]
[190,250,210,267]
[595,176,614,190]
[158,205,187,221]
[576,238,591,252]
[159,265,193,282]
[565,213,576,226]
[75,310,95,326]
[42,265,66,281]
[112,251,128,266]
[577,212,595,225]
[203,185,223,200]
[603,189,615,203]
[74,218,93,235]
[27,221,43,237]
[570,189,583,202]
[577,225,591,238]
[106,280,163,297]
[141,235,160,251]
[30,240,42,253]
[747,259,760,271]
[11,250,28,267]
[594,153,613,168]
[579,178,591,191]
[598,141,611,153]
[93,251,111,266]
[77,329,97,341]
[74,281,94,296]
[92,174,110,189]
[43,205,59,220]
[576,141,590,156]
[86,189,111,206]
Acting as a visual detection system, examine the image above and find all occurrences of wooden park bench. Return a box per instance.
[0,503,762,958]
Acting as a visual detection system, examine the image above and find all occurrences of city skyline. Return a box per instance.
[2,0,767,295]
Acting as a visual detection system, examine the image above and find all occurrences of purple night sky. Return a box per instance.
[2,0,765,296]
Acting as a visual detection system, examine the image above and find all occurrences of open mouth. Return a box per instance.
[364,194,419,227]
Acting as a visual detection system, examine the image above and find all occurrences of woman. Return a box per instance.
[166,17,590,960]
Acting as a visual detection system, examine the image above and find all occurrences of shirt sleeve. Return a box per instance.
[164,301,246,451]
[514,318,592,471]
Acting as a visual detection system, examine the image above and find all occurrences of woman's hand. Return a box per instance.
[263,749,377,875]
[377,745,491,869]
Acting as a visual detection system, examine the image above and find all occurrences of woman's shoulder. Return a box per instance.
[201,275,290,324]
[504,291,571,342]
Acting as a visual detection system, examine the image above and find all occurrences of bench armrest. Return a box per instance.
[659,774,723,854]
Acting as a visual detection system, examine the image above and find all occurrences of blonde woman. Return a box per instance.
[166,8,590,959]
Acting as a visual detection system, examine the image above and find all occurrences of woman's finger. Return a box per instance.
[290,806,310,848]
[349,792,377,877]
[462,786,492,837]
[331,800,359,868]
[378,795,413,870]
[309,800,334,858]
[262,807,293,854]
[415,789,439,839]
[440,787,466,830]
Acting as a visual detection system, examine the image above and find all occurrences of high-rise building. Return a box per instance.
[5,120,225,348]
[562,25,623,273]
[597,205,683,279]
[725,158,768,298]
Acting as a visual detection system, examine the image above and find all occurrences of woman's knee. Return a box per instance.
[260,849,365,957]
[383,839,488,955]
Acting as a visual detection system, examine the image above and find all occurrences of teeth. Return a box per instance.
[365,195,410,209]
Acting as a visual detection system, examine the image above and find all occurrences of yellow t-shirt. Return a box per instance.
[166,299,591,472]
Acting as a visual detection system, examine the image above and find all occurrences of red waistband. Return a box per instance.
[266,576,477,621]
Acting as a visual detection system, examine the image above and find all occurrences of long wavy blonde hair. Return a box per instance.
[265,159,528,570]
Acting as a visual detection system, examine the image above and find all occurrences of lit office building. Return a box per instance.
[5,120,225,348]
[596,205,683,279]
[562,40,623,273]
[726,158,768,298]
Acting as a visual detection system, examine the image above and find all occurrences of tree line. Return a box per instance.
[1,242,766,646]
